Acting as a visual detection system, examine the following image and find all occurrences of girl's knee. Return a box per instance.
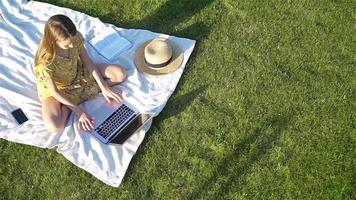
[112,65,127,82]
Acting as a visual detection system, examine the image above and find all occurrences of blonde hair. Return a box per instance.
[34,14,77,66]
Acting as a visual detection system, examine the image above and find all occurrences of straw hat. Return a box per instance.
[135,38,183,75]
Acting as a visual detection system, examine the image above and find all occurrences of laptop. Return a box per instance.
[89,99,152,145]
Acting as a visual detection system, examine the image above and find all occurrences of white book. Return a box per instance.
[89,26,132,61]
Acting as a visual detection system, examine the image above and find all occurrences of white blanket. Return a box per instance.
[0,0,195,187]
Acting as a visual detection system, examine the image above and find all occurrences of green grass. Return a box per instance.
[1,0,355,199]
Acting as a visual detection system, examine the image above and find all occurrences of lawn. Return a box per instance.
[0,0,355,199]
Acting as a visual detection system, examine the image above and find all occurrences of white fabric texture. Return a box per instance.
[0,0,195,187]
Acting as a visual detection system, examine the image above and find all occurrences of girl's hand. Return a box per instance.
[77,108,95,132]
[101,86,123,103]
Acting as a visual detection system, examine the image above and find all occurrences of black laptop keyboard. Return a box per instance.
[94,104,135,139]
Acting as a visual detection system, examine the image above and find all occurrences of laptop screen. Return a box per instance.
[110,113,151,144]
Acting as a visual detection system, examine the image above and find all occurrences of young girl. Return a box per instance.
[34,14,127,133]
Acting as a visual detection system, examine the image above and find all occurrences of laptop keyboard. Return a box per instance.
[94,104,135,139]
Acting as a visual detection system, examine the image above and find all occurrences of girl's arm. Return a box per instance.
[79,47,108,89]
[79,47,122,103]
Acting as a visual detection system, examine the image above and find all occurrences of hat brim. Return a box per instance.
[135,39,184,76]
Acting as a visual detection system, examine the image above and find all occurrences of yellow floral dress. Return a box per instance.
[34,31,100,105]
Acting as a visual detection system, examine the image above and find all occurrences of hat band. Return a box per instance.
[145,56,172,68]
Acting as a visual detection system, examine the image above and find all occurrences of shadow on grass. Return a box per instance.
[187,111,294,199]
[124,85,208,177]
[40,0,214,41]
[199,96,237,120]
[158,85,208,122]
[129,0,215,32]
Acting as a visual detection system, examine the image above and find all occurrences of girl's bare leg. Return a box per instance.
[41,96,71,133]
